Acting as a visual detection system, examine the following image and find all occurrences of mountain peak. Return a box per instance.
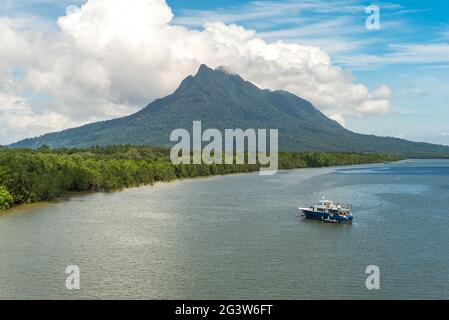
[195,64,235,78]
[192,64,247,91]
[195,64,214,76]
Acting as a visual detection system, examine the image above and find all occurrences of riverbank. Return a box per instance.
[0,160,392,216]
[0,145,404,212]
[0,173,239,216]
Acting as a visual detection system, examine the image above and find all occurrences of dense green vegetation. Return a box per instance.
[0,186,13,210]
[0,145,402,210]
[10,65,449,156]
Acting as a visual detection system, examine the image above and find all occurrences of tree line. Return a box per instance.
[0,145,402,210]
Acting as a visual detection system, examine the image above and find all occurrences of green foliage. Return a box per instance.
[0,145,403,210]
[0,186,13,210]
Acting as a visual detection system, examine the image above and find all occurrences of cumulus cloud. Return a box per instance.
[0,89,76,143]
[0,0,392,145]
[357,85,391,116]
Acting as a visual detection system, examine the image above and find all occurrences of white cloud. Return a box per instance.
[328,114,346,127]
[0,0,392,145]
[356,85,391,116]
[0,89,77,143]
[338,43,449,68]
[358,100,390,116]
[173,0,393,29]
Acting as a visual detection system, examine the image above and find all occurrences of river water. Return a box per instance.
[1,159,448,299]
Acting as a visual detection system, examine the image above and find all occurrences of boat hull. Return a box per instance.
[301,209,353,223]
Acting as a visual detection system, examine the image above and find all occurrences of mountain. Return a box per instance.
[9,64,449,155]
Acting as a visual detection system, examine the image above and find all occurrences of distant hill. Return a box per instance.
[9,64,449,156]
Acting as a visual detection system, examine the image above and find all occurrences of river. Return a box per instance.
[1,159,448,299]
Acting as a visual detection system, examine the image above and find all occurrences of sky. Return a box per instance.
[0,0,448,146]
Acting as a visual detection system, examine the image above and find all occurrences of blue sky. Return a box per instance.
[1,0,448,145]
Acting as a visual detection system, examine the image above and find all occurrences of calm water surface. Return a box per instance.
[1,159,448,299]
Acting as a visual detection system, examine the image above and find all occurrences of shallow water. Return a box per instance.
[1,160,448,299]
